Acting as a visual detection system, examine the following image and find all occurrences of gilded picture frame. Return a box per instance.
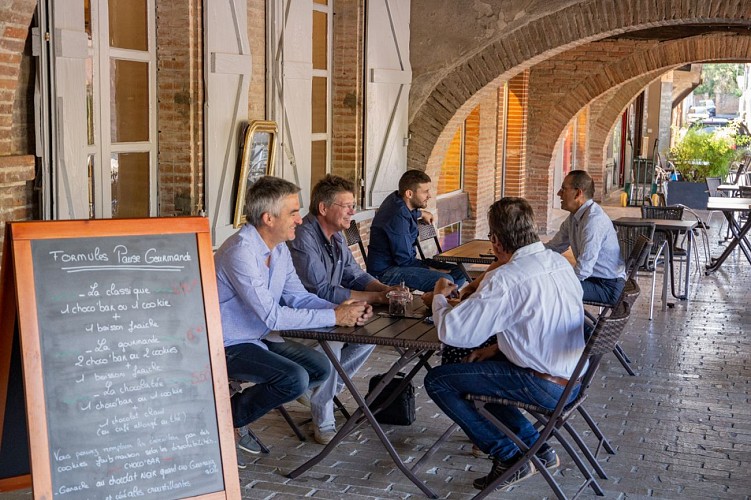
[233,120,278,228]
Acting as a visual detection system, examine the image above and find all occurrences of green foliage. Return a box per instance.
[669,128,740,182]
[694,63,743,97]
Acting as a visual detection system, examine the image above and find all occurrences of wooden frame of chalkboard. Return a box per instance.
[0,218,240,498]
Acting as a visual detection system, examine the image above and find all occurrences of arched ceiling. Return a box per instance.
[408,0,751,170]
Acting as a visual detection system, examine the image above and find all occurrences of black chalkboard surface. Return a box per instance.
[1,218,239,499]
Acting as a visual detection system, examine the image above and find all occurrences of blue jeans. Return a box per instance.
[377,259,466,292]
[424,358,579,461]
[581,277,625,305]
[225,340,332,428]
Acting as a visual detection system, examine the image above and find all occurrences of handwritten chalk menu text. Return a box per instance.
[31,234,223,499]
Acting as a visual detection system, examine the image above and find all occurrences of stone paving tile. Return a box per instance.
[4,210,751,499]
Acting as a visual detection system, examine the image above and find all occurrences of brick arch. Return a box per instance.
[0,0,39,155]
[527,32,751,228]
[587,72,667,197]
[411,0,751,173]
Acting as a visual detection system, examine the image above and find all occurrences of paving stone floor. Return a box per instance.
[4,206,750,499]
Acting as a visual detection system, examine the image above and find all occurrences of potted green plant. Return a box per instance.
[665,126,745,207]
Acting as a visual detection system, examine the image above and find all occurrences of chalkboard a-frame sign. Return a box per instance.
[0,218,240,499]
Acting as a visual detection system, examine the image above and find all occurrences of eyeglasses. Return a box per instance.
[331,202,356,211]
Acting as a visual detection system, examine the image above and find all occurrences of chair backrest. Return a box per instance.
[739,185,751,198]
[342,220,367,260]
[641,204,684,220]
[612,220,656,273]
[578,302,632,390]
[706,177,723,197]
[415,220,442,259]
[731,154,751,184]
[537,302,631,438]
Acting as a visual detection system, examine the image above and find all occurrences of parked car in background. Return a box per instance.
[687,105,710,123]
[698,99,716,117]
[689,118,751,150]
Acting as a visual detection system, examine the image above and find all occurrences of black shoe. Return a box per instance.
[473,454,535,490]
[536,444,560,470]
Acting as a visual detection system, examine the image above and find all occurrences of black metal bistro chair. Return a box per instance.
[466,302,632,500]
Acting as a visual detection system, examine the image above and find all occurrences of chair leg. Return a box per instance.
[277,406,307,442]
[245,427,271,454]
[612,343,636,376]
[576,406,616,456]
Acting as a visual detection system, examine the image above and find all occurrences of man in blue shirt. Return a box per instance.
[366,170,466,292]
[545,170,625,305]
[215,176,372,458]
[288,175,395,444]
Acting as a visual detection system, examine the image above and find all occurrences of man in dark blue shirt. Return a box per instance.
[367,170,466,292]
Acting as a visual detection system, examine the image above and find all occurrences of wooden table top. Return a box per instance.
[432,239,495,265]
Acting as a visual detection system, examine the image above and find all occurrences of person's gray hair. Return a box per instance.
[245,176,301,227]
[487,197,539,253]
[566,170,595,199]
[310,175,355,216]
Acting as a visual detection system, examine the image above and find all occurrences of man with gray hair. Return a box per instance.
[424,197,585,491]
[215,176,372,460]
[288,175,396,444]
[546,169,625,305]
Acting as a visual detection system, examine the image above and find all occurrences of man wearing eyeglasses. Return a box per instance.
[545,170,625,305]
[288,175,395,444]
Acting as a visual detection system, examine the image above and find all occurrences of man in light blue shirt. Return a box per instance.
[215,176,372,457]
[545,170,625,305]
[288,175,395,444]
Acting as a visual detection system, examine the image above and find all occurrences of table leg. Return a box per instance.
[706,211,751,274]
[286,341,439,499]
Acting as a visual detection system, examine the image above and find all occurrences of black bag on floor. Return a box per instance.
[366,372,415,426]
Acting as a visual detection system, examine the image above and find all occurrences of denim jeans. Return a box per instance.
[424,358,580,461]
[581,277,625,305]
[310,341,375,430]
[225,339,332,428]
[377,259,467,292]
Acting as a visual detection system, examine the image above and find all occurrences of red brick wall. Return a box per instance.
[156,0,203,216]
[504,71,529,199]
[331,0,364,195]
[248,0,266,122]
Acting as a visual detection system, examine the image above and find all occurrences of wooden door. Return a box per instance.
[364,0,411,207]
[204,0,251,246]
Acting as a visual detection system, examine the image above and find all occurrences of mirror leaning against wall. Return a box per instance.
[233,120,278,228]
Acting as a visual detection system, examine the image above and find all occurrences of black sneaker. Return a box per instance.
[473,454,536,490]
[536,444,560,470]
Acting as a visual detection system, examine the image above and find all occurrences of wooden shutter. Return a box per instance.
[269,0,312,211]
[205,0,251,246]
[50,0,89,219]
[364,0,411,207]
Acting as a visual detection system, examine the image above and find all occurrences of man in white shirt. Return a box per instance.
[424,197,585,491]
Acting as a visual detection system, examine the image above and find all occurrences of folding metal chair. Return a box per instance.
[343,219,367,260]
[415,220,472,282]
[612,220,664,320]
[641,205,687,308]
[466,302,632,500]
[585,228,652,376]
[415,219,442,259]
[228,379,308,453]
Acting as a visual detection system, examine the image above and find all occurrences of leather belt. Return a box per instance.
[529,369,580,387]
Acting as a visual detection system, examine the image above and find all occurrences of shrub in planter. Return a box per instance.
[669,127,740,182]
